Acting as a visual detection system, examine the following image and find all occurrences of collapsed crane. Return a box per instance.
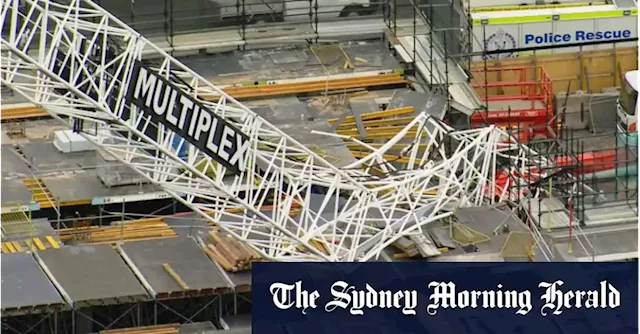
[1,0,548,262]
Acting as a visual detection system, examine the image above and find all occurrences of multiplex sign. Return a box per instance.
[127,61,251,175]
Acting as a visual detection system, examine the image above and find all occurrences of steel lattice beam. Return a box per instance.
[0,0,555,262]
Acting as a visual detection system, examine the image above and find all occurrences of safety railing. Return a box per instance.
[100,0,386,47]
[468,66,557,142]
[383,0,487,115]
[471,66,553,113]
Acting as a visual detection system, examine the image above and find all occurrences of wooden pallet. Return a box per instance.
[1,104,47,121]
[57,217,177,245]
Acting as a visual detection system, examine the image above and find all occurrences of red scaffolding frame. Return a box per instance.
[470,66,557,141]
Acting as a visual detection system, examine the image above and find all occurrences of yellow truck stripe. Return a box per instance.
[471,2,607,12]
[473,9,637,25]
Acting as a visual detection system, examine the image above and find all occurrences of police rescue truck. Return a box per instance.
[470,3,638,60]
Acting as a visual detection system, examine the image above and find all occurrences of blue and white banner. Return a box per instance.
[253,262,638,334]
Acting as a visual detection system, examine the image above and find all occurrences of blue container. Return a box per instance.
[172,136,187,158]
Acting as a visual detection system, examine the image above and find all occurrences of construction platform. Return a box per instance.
[1,236,247,316]
[1,140,167,211]
[1,252,66,316]
[120,238,232,298]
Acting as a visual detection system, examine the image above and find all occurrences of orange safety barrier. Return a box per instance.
[470,66,557,141]
[554,150,617,175]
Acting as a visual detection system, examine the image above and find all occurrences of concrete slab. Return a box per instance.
[441,204,529,259]
[1,252,66,315]
[1,179,34,207]
[18,141,99,172]
[181,41,401,86]
[120,238,231,298]
[268,50,309,64]
[554,229,638,261]
[37,245,150,307]
[1,145,32,177]
[42,171,161,203]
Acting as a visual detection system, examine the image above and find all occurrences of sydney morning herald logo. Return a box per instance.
[269,280,620,316]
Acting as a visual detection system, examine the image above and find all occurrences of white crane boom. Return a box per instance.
[1,0,543,261]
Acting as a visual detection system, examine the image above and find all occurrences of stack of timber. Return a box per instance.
[202,73,408,100]
[203,230,261,272]
[99,324,179,334]
[1,103,47,121]
[329,106,418,142]
[57,217,177,245]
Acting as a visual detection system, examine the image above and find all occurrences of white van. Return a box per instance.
[617,70,639,133]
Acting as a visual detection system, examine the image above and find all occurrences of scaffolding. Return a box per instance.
[383,0,487,116]
[512,123,637,260]
[96,0,385,48]
[383,0,638,261]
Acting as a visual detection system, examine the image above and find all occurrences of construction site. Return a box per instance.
[0,0,638,333]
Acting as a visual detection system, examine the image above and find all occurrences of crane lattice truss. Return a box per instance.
[0,0,548,261]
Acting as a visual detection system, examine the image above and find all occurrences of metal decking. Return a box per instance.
[37,245,150,308]
[1,237,245,315]
[120,238,232,298]
[1,252,65,316]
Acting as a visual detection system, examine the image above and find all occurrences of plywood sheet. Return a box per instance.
[38,245,149,306]
[121,238,231,296]
[1,253,65,312]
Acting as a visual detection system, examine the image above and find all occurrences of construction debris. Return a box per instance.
[393,234,443,259]
[203,230,261,272]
